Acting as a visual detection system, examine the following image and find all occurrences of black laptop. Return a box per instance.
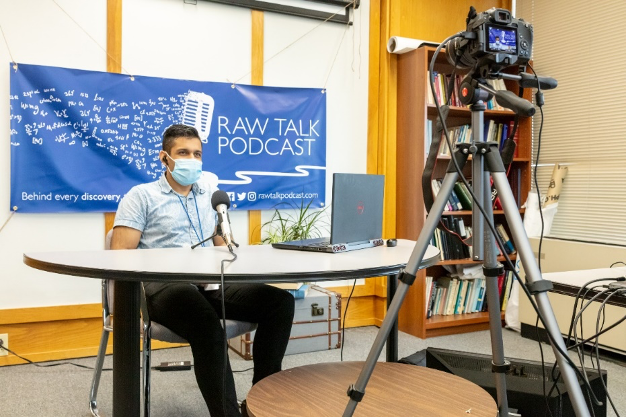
[272,173,385,253]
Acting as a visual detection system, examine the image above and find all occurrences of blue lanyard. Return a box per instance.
[176,190,205,247]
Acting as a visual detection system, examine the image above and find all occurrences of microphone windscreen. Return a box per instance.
[211,190,231,210]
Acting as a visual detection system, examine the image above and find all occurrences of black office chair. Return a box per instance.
[89,230,257,417]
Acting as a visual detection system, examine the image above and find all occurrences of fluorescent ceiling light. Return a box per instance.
[204,0,357,24]
[256,0,346,14]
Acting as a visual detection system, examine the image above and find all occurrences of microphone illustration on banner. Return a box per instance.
[211,190,239,251]
[182,90,215,143]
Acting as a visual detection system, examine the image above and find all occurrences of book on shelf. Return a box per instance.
[463,279,478,314]
[449,187,463,211]
[430,71,445,106]
[475,279,486,312]
[434,228,444,259]
[499,123,509,151]
[428,72,464,107]
[427,81,434,105]
[425,276,435,316]
[501,271,514,311]
[490,175,503,210]
[470,278,485,313]
[508,167,522,207]
[508,120,520,158]
[434,285,444,315]
[430,216,472,261]
[486,119,495,142]
[441,277,454,316]
[437,124,472,156]
[497,273,505,297]
[444,225,455,260]
[485,79,508,110]
[453,181,473,210]
[466,278,477,313]
[425,119,433,158]
[446,278,460,315]
[493,163,524,211]
[471,271,515,313]
[434,179,466,212]
[435,277,452,315]
[431,179,453,212]
[451,216,471,259]
[495,224,516,254]
[454,279,469,315]
[427,276,494,316]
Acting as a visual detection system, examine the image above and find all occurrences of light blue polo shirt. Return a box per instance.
[114,171,219,249]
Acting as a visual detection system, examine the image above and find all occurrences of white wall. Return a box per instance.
[0,0,370,309]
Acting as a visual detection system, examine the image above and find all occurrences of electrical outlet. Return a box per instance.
[0,333,8,356]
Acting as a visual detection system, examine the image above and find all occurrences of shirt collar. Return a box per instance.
[158,172,206,195]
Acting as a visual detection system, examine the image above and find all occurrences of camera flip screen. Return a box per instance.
[487,26,517,53]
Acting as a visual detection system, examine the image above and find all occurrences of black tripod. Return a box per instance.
[343,62,590,417]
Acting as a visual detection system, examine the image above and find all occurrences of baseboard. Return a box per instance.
[0,304,185,367]
[520,323,626,364]
[0,294,380,366]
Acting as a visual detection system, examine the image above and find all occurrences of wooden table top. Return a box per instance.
[246,361,497,417]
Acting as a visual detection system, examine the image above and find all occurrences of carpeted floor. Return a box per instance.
[0,326,624,417]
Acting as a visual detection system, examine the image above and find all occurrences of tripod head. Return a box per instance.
[457,67,557,117]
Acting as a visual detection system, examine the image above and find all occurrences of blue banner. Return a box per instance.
[10,64,326,212]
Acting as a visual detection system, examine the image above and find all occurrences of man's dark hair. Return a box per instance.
[162,124,200,154]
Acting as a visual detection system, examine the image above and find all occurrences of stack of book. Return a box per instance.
[431,179,467,212]
[431,215,471,260]
[430,220,516,262]
[427,72,464,107]
[436,124,472,156]
[269,282,310,299]
[485,79,508,110]
[495,224,516,255]
[425,269,516,318]
[425,119,519,159]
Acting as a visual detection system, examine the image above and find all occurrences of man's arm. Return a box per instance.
[111,226,142,250]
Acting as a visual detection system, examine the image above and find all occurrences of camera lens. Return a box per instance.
[445,38,474,70]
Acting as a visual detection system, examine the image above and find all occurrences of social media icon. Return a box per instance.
[227,192,235,202]
[248,192,257,201]
[237,192,246,201]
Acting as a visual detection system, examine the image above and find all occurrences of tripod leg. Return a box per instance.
[342,172,459,417]
[479,169,510,417]
[492,171,591,417]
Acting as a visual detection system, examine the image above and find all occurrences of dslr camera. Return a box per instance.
[446,7,533,76]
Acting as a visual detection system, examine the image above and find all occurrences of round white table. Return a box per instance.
[24,240,439,416]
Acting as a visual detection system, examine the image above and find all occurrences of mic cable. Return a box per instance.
[219,246,237,415]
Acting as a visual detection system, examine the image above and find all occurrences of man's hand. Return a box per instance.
[212,226,227,247]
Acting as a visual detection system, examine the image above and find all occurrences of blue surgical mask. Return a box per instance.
[165,152,202,186]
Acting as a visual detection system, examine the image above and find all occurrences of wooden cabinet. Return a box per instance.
[396,46,532,338]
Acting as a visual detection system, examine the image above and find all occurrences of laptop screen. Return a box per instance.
[330,173,384,244]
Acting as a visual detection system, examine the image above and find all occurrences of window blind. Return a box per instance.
[517,0,626,245]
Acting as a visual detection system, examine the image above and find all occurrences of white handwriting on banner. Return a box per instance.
[10,89,188,179]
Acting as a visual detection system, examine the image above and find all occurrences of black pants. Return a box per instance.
[145,282,295,416]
